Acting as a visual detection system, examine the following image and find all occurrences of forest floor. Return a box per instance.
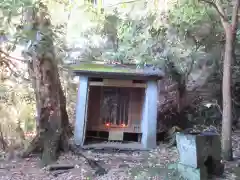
[0,132,240,180]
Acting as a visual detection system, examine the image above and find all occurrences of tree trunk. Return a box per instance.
[200,0,239,161]
[220,0,239,161]
[37,54,71,165]
[22,3,72,166]
[23,51,72,166]
[28,61,41,131]
[221,29,233,161]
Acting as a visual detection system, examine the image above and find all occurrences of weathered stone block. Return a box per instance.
[168,162,208,180]
[108,131,124,141]
[176,132,221,169]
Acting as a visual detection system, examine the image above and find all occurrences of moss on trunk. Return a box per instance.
[21,3,72,166]
[24,54,71,166]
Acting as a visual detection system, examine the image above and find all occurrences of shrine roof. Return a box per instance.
[71,63,164,80]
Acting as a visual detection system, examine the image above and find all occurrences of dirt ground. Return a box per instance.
[0,132,240,180]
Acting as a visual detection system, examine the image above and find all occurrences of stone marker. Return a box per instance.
[168,132,224,180]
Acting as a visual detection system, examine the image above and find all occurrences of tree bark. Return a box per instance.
[36,53,70,165]
[24,51,72,166]
[28,61,41,131]
[201,0,239,161]
[22,3,72,166]
[219,0,239,161]
[222,29,234,161]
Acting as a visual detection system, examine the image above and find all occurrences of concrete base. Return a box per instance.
[168,163,208,180]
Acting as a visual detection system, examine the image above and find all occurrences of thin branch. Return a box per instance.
[185,41,201,81]
[8,66,31,82]
[215,102,223,115]
[107,0,143,7]
[232,97,240,106]
[184,38,203,80]
[199,0,229,28]
[231,0,240,31]
[0,57,13,67]
[0,57,30,82]
[0,49,27,62]
[160,83,178,93]
[200,0,227,20]
[185,57,195,80]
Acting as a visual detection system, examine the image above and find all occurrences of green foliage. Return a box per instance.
[70,0,220,77]
[24,116,35,131]
[0,0,238,135]
[0,0,33,36]
[169,0,216,31]
[186,104,222,126]
[0,81,36,139]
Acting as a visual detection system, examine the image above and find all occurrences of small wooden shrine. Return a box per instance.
[72,63,164,149]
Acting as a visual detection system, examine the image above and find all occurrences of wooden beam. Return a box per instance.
[104,79,132,86]
[89,81,146,88]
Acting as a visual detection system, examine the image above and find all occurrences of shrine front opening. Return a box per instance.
[72,63,164,149]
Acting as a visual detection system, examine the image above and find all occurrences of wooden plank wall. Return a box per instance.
[87,86,101,129]
[86,86,144,132]
[129,88,144,126]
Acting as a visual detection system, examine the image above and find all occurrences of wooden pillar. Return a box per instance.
[141,80,158,148]
[74,76,89,146]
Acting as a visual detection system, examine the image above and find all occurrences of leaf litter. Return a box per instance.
[0,132,240,180]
